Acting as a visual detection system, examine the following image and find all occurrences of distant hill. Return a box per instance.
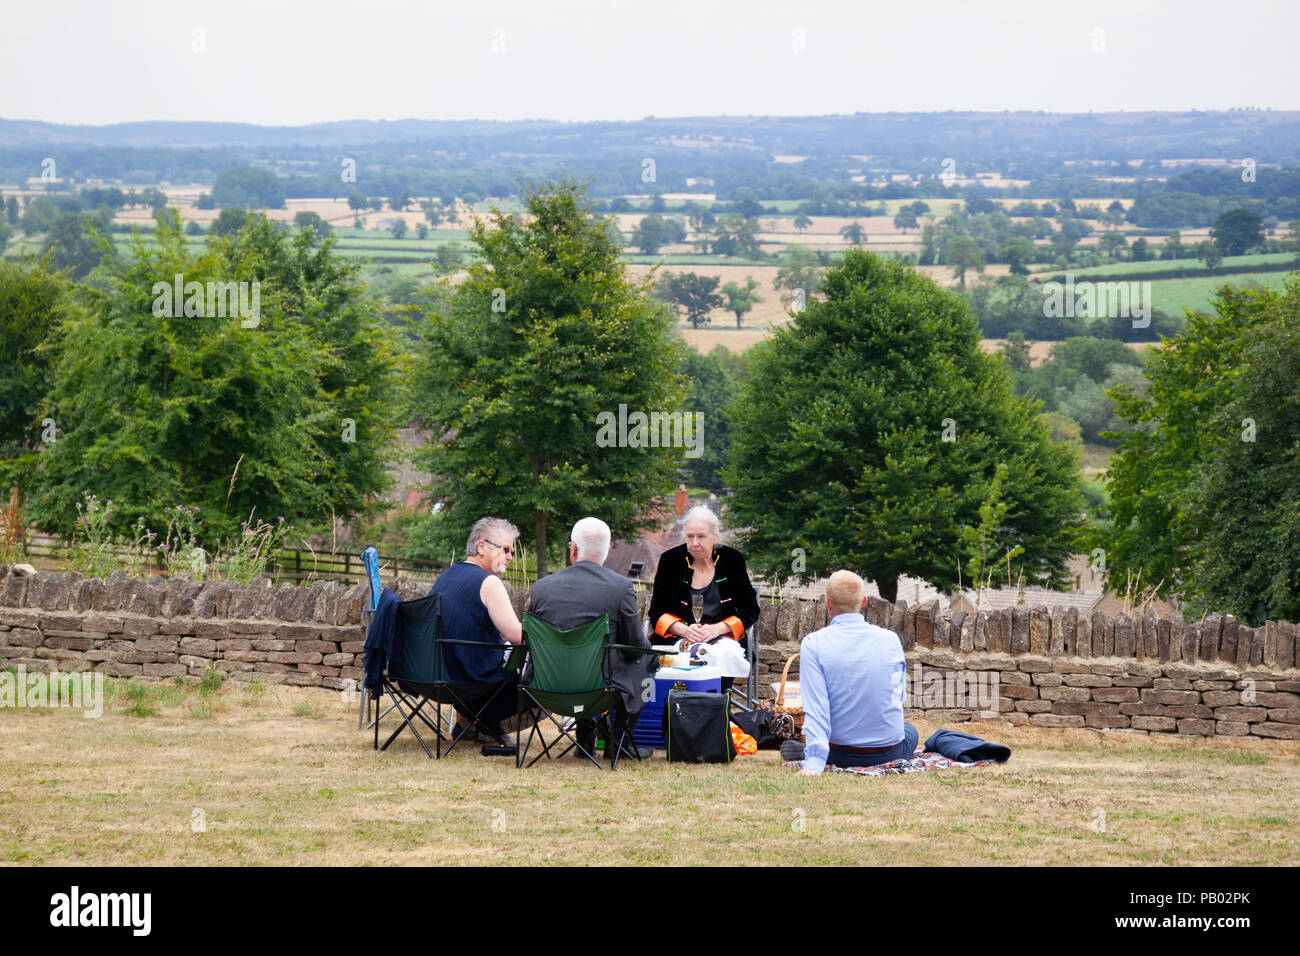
[3,111,1300,161]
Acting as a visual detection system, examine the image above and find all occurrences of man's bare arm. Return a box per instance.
[480,574,522,644]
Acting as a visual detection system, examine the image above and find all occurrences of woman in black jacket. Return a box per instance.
[648,507,760,683]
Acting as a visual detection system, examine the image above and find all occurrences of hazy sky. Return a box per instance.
[4,0,1298,126]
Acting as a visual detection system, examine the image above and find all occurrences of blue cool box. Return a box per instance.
[633,667,722,750]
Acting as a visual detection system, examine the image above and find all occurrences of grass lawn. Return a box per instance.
[2,677,1297,866]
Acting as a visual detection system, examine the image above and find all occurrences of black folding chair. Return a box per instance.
[373,592,523,759]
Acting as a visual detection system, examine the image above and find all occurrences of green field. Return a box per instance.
[1146,273,1292,316]
[1039,252,1298,280]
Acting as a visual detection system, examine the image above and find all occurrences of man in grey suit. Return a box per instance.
[526,516,654,760]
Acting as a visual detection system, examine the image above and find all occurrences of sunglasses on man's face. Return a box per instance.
[483,540,515,558]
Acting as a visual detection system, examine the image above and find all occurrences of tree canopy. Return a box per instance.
[410,177,686,574]
[26,211,401,547]
[723,250,1083,600]
[1104,276,1300,624]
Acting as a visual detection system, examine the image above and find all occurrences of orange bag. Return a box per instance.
[729,722,757,756]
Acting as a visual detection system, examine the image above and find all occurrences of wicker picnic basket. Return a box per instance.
[763,652,804,738]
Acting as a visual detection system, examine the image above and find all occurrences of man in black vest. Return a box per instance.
[526,517,654,760]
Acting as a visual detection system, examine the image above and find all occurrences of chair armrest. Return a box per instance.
[609,644,660,656]
[504,645,527,671]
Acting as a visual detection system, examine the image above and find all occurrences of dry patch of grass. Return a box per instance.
[1,678,1297,866]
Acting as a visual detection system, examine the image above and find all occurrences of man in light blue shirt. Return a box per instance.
[793,570,916,775]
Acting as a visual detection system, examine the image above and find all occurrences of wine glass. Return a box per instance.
[691,592,704,625]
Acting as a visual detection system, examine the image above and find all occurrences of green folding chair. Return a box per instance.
[515,611,655,770]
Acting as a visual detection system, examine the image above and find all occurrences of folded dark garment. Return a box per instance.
[924,729,1011,763]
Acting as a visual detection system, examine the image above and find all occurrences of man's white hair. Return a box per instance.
[682,505,722,538]
[570,516,611,563]
[466,516,519,557]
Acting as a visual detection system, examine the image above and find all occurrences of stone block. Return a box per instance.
[1085,715,1131,729]
[1213,706,1268,722]
[1015,700,1052,713]
[1215,721,1250,737]
[1141,689,1201,705]
[1062,674,1114,687]
[143,662,186,678]
[1051,701,1120,716]
[1163,704,1213,719]
[1132,715,1177,732]
[1029,714,1084,728]
[1119,702,1167,716]
[1037,686,1091,701]
[1092,687,1140,702]
[1251,722,1300,739]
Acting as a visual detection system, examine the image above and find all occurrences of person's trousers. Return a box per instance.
[576,706,639,750]
[826,722,919,768]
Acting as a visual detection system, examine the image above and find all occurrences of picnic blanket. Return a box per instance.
[785,745,996,777]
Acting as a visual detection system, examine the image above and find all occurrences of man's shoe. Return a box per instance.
[780,740,805,762]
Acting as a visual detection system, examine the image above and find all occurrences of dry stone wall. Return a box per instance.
[3,567,1297,740]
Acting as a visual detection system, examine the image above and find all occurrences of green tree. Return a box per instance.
[432,240,465,274]
[293,211,331,241]
[893,209,919,234]
[1098,231,1127,256]
[678,346,737,492]
[654,271,722,329]
[719,276,762,328]
[708,214,761,258]
[41,212,116,280]
[1196,240,1224,271]
[792,214,812,233]
[347,192,368,213]
[773,245,822,307]
[209,207,250,237]
[943,235,986,289]
[1212,208,1264,258]
[0,263,78,488]
[389,218,407,239]
[631,213,673,255]
[839,221,866,245]
[410,177,686,574]
[723,250,1083,601]
[211,167,285,209]
[5,196,20,226]
[1000,330,1032,372]
[27,211,401,546]
[1000,237,1035,275]
[1162,229,1184,260]
[1105,278,1300,623]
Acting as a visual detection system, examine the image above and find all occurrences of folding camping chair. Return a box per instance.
[728,585,763,714]
[514,611,657,770]
[373,591,524,759]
